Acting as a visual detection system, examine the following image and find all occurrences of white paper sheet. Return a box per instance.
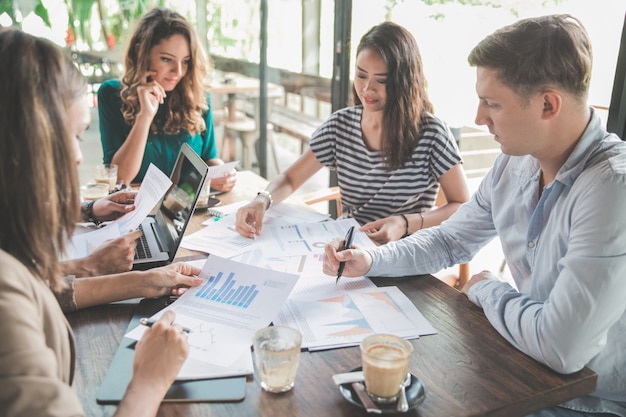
[228,247,376,295]
[115,164,172,233]
[125,255,299,379]
[254,217,371,258]
[66,164,172,259]
[207,160,239,179]
[274,286,437,350]
[181,201,330,258]
[181,215,257,258]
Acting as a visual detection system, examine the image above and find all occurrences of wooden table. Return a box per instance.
[210,72,283,97]
[67,172,597,417]
[209,71,284,126]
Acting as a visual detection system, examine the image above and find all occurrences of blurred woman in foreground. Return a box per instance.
[0,28,195,417]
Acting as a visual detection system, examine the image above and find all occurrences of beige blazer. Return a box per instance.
[0,250,84,417]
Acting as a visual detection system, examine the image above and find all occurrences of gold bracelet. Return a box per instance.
[419,212,425,230]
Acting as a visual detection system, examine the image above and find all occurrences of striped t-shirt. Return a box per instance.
[310,105,462,225]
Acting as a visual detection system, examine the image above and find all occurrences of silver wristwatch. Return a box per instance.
[256,191,273,209]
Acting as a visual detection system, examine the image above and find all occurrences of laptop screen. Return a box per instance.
[155,144,208,256]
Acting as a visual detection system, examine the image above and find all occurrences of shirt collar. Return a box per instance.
[554,107,605,187]
[514,108,608,190]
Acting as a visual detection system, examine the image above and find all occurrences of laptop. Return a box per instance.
[132,143,208,270]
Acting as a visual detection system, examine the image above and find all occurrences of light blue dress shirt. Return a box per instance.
[367,110,626,416]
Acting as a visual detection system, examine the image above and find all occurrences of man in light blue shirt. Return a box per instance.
[323,15,626,417]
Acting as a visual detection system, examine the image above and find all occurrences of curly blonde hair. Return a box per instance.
[120,8,212,135]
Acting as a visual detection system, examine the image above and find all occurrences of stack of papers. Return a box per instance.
[274,286,436,350]
[179,202,438,352]
[126,255,299,380]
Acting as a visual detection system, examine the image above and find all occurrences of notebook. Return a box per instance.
[133,143,208,270]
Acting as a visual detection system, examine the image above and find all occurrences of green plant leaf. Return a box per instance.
[34,0,50,27]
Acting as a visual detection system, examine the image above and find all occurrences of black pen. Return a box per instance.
[336,225,355,285]
[139,317,191,334]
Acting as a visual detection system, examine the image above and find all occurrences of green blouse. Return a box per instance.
[97,79,218,183]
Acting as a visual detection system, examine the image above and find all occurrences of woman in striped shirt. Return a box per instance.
[236,21,469,244]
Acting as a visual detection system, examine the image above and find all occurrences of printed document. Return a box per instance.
[126,255,299,380]
[274,286,437,351]
[66,163,172,259]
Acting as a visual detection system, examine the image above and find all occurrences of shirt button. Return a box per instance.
[528,241,535,248]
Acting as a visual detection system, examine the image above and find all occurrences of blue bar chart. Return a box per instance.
[195,271,258,309]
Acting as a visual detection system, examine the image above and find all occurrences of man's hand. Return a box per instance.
[461,270,497,295]
[322,237,374,278]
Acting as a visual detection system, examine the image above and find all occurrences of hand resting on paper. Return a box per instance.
[323,237,373,278]
[140,261,204,298]
[235,198,267,238]
[70,261,203,310]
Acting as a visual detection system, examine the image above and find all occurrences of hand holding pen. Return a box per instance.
[336,226,355,285]
[140,317,192,334]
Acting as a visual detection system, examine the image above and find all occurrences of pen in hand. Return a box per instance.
[140,317,192,334]
[336,226,355,285]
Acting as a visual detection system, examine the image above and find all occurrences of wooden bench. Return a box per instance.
[268,105,323,153]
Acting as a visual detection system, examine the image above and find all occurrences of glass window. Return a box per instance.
[349,1,625,129]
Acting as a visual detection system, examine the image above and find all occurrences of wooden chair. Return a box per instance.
[300,186,342,217]
[434,190,470,289]
[301,186,469,289]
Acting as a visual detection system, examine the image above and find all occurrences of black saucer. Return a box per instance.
[195,197,221,210]
[338,367,425,414]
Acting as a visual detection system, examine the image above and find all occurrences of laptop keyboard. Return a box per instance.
[134,224,152,260]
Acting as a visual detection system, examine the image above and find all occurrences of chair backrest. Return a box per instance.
[301,186,342,217]
[433,187,470,288]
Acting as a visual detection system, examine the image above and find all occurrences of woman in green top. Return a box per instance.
[98,8,236,191]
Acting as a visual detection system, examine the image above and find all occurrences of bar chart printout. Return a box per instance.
[195,271,258,309]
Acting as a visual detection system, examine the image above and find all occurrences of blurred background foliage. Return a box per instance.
[0,0,164,50]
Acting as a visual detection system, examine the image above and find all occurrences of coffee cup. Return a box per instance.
[253,326,302,393]
[196,178,212,207]
[360,333,413,403]
[93,163,118,192]
[81,183,109,201]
